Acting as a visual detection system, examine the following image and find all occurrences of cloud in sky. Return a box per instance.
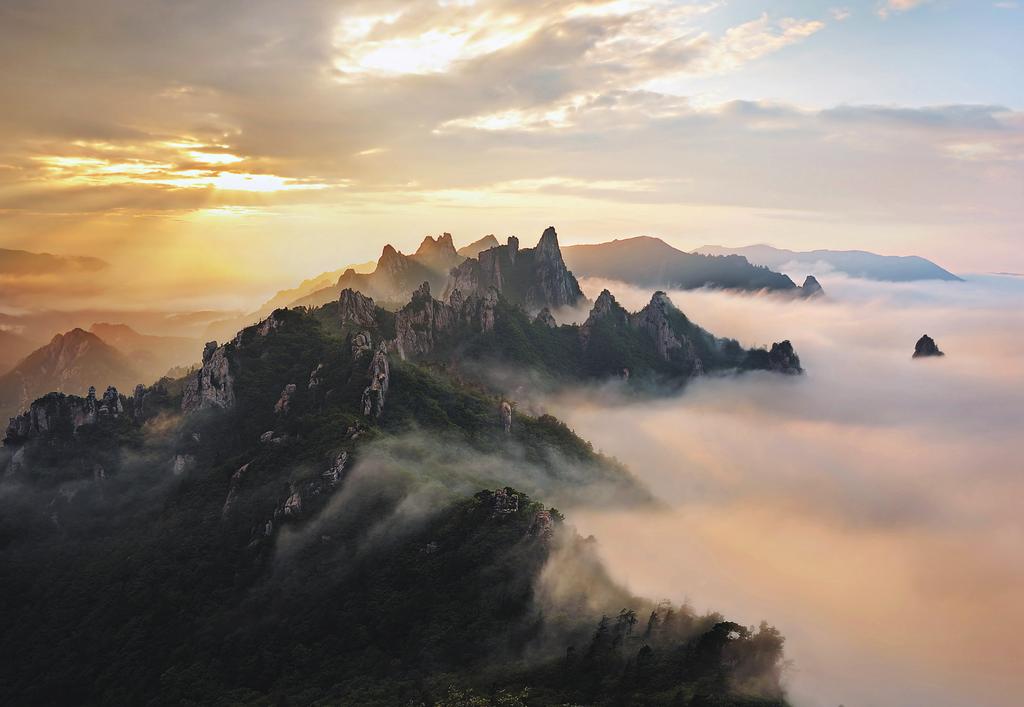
[0,0,1022,310]
[877,0,932,17]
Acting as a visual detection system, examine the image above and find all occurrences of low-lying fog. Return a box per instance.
[546,274,1024,707]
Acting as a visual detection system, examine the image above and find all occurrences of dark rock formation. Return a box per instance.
[360,342,390,418]
[307,363,324,390]
[534,307,557,328]
[394,282,457,359]
[182,341,234,413]
[274,384,297,416]
[321,451,348,487]
[634,292,699,369]
[444,226,586,312]
[222,461,251,516]
[580,289,703,372]
[3,380,164,447]
[338,288,378,328]
[391,282,500,359]
[350,331,373,357]
[913,334,944,358]
[800,275,824,297]
[500,400,512,435]
[766,341,802,374]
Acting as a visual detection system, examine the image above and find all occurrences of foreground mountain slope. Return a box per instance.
[697,244,962,282]
[0,298,790,705]
[563,237,804,293]
[0,328,143,421]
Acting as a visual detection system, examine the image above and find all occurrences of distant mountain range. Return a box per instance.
[0,328,143,420]
[88,323,198,379]
[206,230,816,346]
[562,237,820,294]
[696,244,962,282]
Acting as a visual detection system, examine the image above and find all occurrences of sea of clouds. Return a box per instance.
[543,273,1024,707]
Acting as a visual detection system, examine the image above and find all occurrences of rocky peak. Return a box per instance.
[586,290,629,326]
[182,342,234,414]
[411,280,433,302]
[534,308,557,328]
[443,226,584,312]
[338,288,378,328]
[767,340,802,374]
[800,275,824,297]
[634,291,686,362]
[535,226,560,257]
[376,244,409,275]
[913,334,944,358]
[415,233,463,273]
[202,341,218,364]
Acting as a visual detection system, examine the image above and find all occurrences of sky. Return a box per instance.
[1,0,1022,311]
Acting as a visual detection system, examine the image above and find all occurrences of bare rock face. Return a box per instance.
[460,286,498,333]
[182,341,234,414]
[394,282,457,359]
[172,454,195,476]
[800,275,824,297]
[322,451,348,487]
[527,226,585,311]
[443,226,585,312]
[274,383,297,416]
[282,489,303,517]
[222,461,251,516]
[307,363,324,390]
[500,400,512,434]
[913,334,944,358]
[360,342,390,418]
[766,340,802,374]
[535,307,557,328]
[338,288,378,328]
[98,386,123,417]
[4,392,98,444]
[634,291,698,368]
[256,311,287,337]
[351,331,373,358]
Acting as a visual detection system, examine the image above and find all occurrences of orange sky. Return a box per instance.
[1,0,1021,312]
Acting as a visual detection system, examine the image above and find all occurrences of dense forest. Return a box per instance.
[1,292,791,706]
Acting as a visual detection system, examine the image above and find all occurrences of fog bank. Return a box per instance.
[545,275,1024,707]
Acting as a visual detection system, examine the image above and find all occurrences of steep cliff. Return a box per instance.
[444,227,586,312]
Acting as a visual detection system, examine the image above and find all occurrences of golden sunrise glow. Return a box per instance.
[32,153,326,193]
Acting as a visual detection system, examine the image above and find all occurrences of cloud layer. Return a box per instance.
[542,274,1024,706]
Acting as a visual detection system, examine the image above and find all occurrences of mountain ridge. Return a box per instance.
[697,244,962,282]
[561,236,816,295]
